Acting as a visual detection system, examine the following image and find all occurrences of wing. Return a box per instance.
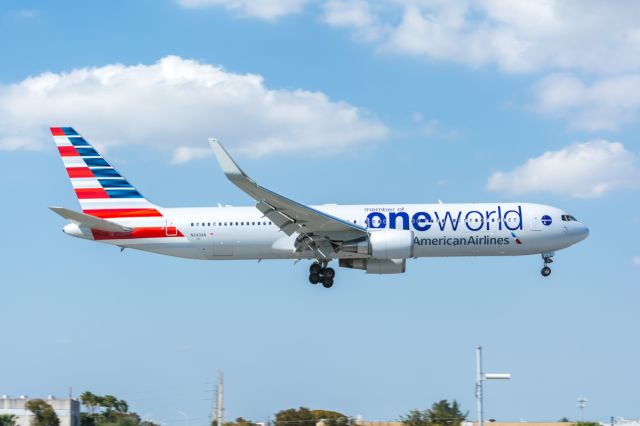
[50,206,133,233]
[209,139,367,252]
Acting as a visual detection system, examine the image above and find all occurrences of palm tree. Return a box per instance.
[80,391,98,414]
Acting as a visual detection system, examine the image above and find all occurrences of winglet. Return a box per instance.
[209,138,246,178]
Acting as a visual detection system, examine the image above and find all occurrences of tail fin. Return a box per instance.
[51,127,162,219]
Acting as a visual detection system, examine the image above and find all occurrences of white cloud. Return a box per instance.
[318,2,640,131]
[178,0,306,20]
[533,73,640,131]
[0,56,388,161]
[323,1,640,75]
[633,256,640,267]
[322,0,390,42]
[487,140,639,197]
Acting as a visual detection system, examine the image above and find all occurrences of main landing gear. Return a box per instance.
[541,252,554,277]
[309,261,336,288]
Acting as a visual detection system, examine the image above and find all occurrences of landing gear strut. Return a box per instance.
[541,252,554,277]
[309,261,335,288]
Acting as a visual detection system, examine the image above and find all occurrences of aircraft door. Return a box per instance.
[213,232,234,256]
[166,219,178,236]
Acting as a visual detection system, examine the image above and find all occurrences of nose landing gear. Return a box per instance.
[309,261,335,288]
[540,252,554,277]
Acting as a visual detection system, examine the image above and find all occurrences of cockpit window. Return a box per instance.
[561,214,578,221]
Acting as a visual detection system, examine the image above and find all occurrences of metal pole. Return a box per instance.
[476,346,483,426]
[216,372,224,426]
[577,398,587,422]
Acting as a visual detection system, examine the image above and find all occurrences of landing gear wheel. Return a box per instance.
[309,273,320,284]
[324,267,335,279]
[322,276,334,288]
[541,266,551,277]
[310,262,322,275]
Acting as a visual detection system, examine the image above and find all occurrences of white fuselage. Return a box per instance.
[65,202,589,261]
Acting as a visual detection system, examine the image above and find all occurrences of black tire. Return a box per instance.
[322,277,334,288]
[324,267,336,279]
[309,273,320,284]
[541,266,551,277]
[310,262,322,275]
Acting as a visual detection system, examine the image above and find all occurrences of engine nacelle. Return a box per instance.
[342,230,414,259]
[339,258,406,274]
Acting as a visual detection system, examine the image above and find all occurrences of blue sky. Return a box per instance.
[1,1,639,425]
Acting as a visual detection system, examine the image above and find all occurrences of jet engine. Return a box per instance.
[342,229,414,259]
[339,258,406,274]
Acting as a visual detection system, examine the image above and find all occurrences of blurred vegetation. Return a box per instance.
[79,392,158,426]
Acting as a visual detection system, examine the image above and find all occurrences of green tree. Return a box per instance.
[310,410,350,426]
[80,392,100,414]
[274,408,349,426]
[25,399,60,426]
[559,418,571,423]
[79,391,147,426]
[80,413,96,426]
[212,417,259,426]
[401,400,467,426]
[575,423,599,426]
[0,414,17,426]
[275,407,315,426]
[401,409,429,426]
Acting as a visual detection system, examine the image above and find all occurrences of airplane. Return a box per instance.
[50,127,589,288]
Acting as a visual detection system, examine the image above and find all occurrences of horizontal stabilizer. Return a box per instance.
[49,206,132,233]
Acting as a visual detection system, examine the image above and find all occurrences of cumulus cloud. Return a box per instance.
[322,0,390,42]
[320,1,640,131]
[533,73,640,131]
[319,1,640,132]
[0,56,387,162]
[177,0,306,20]
[487,140,639,198]
[322,0,640,75]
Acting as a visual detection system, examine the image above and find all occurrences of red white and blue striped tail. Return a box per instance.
[51,127,163,219]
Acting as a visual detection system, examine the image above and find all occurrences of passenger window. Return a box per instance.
[191,223,194,226]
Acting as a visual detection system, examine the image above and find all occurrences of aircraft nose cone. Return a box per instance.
[577,223,589,241]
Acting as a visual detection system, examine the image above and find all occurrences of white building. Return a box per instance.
[0,395,80,426]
